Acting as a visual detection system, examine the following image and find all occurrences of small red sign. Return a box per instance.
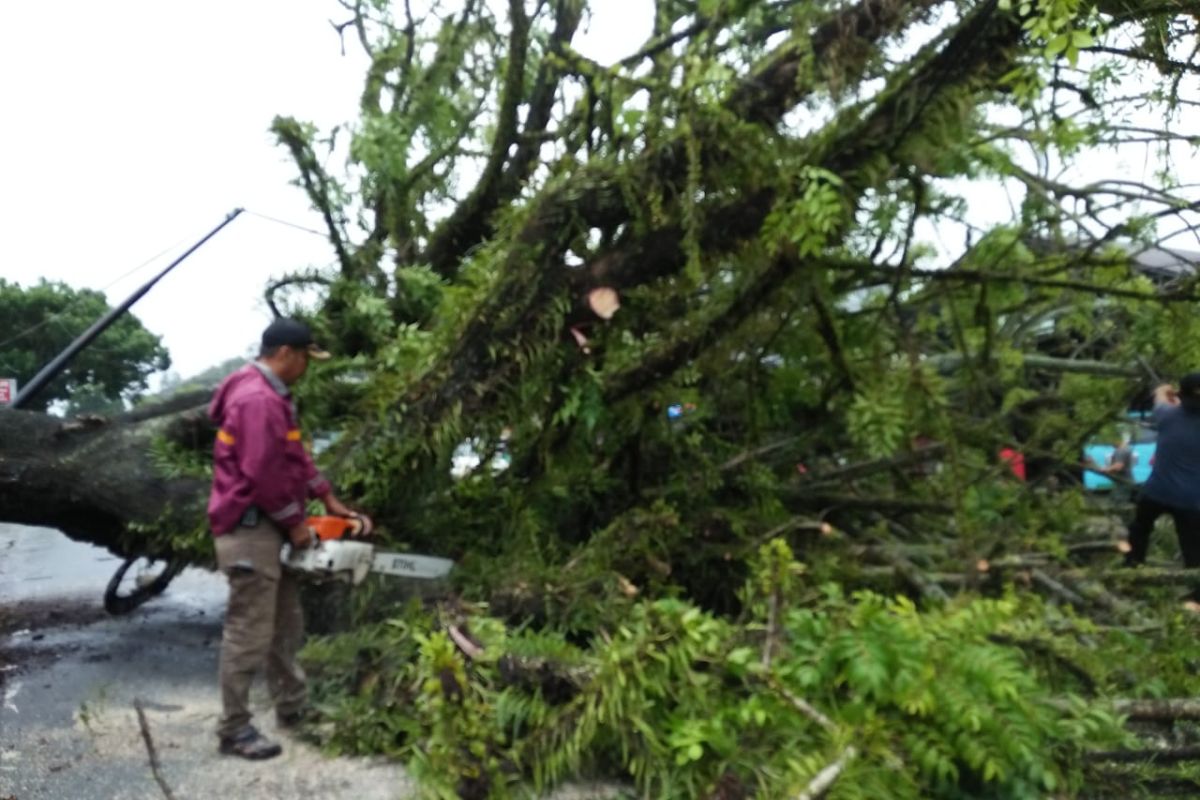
[0,378,15,405]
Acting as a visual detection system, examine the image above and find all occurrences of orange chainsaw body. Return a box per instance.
[287,516,452,583]
[305,515,366,541]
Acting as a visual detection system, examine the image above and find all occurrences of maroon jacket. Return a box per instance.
[207,363,330,535]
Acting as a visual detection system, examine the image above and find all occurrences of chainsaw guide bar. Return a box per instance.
[283,539,453,584]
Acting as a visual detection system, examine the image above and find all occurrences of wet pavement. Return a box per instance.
[0,523,414,800]
[0,525,623,800]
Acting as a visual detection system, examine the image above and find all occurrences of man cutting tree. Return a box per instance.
[207,318,372,760]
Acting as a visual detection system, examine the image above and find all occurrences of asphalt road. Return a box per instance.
[0,525,623,800]
[0,523,413,800]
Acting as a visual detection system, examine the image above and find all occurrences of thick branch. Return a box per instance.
[879,546,951,602]
[1112,698,1200,722]
[787,492,954,515]
[925,352,1142,378]
[1086,746,1200,764]
[264,274,333,318]
[802,444,947,485]
[1085,44,1200,76]
[355,0,1027,523]
[422,0,585,278]
[272,118,354,276]
[862,262,1200,303]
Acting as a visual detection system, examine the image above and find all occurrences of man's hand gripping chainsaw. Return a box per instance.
[281,515,453,584]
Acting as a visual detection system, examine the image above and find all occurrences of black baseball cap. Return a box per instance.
[261,318,331,360]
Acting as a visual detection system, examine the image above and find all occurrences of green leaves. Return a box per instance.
[846,383,912,459]
[1015,0,1102,67]
[253,0,1200,796]
[762,167,849,257]
[299,541,1124,799]
[0,278,169,412]
[550,370,604,432]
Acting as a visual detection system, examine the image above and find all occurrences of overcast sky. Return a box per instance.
[0,2,1193,385]
[0,1,651,382]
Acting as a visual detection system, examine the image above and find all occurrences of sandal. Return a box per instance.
[218,726,282,760]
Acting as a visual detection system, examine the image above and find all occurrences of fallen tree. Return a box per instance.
[0,390,212,559]
[4,0,1200,795]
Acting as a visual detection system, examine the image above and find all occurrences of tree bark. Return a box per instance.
[0,399,210,558]
[1111,698,1200,722]
[1086,746,1200,764]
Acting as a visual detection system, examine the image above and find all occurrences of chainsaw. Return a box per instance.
[281,515,453,584]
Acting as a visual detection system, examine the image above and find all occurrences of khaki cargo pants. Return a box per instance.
[214,518,306,739]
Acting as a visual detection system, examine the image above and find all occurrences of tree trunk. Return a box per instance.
[0,392,211,558]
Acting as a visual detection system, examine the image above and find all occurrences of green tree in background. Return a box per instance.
[149,355,248,401]
[0,279,169,413]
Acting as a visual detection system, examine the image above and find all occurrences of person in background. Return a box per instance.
[207,318,372,759]
[1090,431,1136,504]
[1122,376,1200,608]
